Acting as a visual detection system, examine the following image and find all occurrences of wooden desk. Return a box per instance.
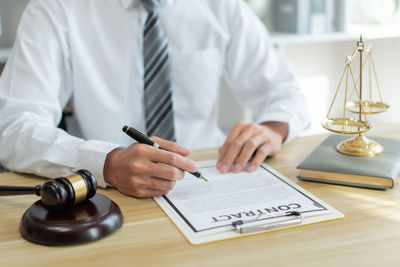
[1,126,400,266]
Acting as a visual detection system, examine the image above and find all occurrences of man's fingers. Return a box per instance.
[132,140,198,173]
[130,188,172,198]
[233,133,268,173]
[223,121,247,146]
[129,175,177,191]
[149,149,198,173]
[217,121,247,165]
[218,127,257,173]
[247,142,273,172]
[116,175,175,198]
[152,136,191,156]
[216,122,285,175]
[147,162,185,181]
[104,142,187,198]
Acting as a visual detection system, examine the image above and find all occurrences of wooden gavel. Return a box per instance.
[0,169,97,210]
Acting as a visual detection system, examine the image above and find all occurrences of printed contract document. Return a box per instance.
[154,160,344,244]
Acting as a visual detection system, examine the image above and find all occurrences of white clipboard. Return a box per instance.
[154,160,344,245]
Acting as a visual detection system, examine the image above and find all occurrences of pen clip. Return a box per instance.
[232,211,303,234]
[132,127,159,148]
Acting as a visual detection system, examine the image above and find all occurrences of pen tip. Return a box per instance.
[201,175,211,182]
[122,126,128,132]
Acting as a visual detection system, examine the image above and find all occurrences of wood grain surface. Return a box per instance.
[1,126,400,266]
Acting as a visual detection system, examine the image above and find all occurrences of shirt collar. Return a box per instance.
[120,0,173,10]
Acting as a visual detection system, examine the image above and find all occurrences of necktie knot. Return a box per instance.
[141,0,159,13]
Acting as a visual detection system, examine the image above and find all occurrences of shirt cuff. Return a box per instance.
[76,140,121,188]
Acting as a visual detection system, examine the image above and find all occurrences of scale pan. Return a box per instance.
[346,101,389,114]
[321,117,371,134]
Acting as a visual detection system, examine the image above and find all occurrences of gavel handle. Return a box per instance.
[0,185,41,196]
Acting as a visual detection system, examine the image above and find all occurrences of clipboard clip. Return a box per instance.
[232,211,303,234]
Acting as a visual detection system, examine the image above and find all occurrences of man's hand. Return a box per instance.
[217,121,288,173]
[103,137,199,198]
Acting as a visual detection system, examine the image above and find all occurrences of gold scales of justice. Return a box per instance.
[321,36,390,157]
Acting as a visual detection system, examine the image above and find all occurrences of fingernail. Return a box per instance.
[217,162,222,169]
[182,147,191,153]
[220,164,228,173]
[248,165,255,172]
[233,164,241,172]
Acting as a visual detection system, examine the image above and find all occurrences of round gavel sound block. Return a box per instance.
[20,194,123,246]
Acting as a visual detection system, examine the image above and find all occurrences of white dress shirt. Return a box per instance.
[0,0,309,187]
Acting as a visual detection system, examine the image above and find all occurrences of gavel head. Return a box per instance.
[40,169,97,211]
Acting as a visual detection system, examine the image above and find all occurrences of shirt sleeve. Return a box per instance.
[0,0,119,187]
[222,0,310,142]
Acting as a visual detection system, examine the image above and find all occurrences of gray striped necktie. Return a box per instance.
[142,0,176,141]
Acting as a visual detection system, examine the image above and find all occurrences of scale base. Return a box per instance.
[336,134,384,157]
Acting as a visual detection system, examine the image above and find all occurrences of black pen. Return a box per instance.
[122,126,210,182]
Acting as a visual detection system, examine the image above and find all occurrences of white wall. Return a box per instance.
[0,0,29,47]
[287,36,400,135]
[218,36,400,136]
